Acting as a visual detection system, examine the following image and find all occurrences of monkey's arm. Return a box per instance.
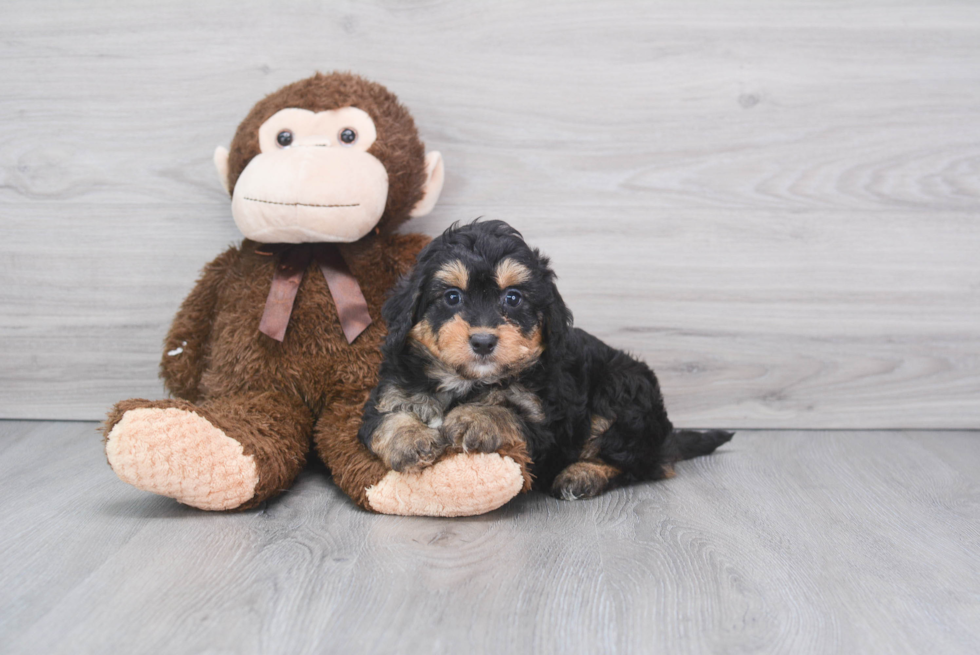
[159,246,240,401]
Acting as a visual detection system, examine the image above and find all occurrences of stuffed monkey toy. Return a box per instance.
[103,73,530,516]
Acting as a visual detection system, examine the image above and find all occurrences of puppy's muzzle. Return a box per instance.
[469,332,498,356]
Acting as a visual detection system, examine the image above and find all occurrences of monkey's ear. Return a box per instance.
[409,151,445,217]
[213,146,231,196]
[381,269,426,354]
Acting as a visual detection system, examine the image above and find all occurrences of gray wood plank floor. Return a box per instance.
[2,421,977,654]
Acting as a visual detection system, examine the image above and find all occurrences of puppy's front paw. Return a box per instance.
[442,405,522,454]
[371,413,448,473]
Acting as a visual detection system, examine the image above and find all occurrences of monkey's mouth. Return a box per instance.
[243,197,360,209]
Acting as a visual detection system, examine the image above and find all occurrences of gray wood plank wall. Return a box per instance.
[2,1,978,427]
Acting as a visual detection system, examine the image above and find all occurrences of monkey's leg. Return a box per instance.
[313,390,529,516]
[103,393,312,511]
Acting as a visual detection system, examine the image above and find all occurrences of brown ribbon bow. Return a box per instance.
[255,243,372,344]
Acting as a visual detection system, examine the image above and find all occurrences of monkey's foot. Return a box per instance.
[365,452,525,517]
[105,407,258,511]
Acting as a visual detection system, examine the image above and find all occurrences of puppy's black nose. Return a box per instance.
[469,333,498,356]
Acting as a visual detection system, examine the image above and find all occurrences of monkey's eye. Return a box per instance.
[503,289,523,308]
[276,130,293,147]
[338,128,357,145]
[444,289,462,307]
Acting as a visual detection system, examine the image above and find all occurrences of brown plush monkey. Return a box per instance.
[103,73,529,515]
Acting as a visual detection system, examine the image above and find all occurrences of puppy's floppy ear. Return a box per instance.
[382,267,426,353]
[537,250,573,363]
[543,283,573,363]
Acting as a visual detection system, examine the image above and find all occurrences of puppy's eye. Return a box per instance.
[276,130,293,147]
[503,289,523,307]
[444,289,462,306]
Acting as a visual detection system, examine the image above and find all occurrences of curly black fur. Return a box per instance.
[358,219,733,498]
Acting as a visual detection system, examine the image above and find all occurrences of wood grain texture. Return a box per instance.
[1,420,978,654]
[1,0,978,425]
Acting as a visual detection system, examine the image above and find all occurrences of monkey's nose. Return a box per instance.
[296,136,332,147]
[469,333,498,356]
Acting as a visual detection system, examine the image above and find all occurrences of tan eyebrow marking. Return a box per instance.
[495,258,531,288]
[434,260,469,289]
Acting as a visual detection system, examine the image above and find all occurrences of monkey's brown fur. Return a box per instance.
[103,73,530,511]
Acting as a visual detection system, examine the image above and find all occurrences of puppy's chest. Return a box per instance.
[463,384,547,425]
[378,382,546,428]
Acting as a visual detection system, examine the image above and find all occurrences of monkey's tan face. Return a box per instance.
[230,107,389,243]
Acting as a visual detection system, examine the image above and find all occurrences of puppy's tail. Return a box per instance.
[664,429,734,462]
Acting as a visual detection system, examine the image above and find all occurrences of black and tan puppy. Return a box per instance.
[358,220,733,500]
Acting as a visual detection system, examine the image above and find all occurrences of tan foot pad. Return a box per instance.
[365,452,525,517]
[105,407,258,511]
